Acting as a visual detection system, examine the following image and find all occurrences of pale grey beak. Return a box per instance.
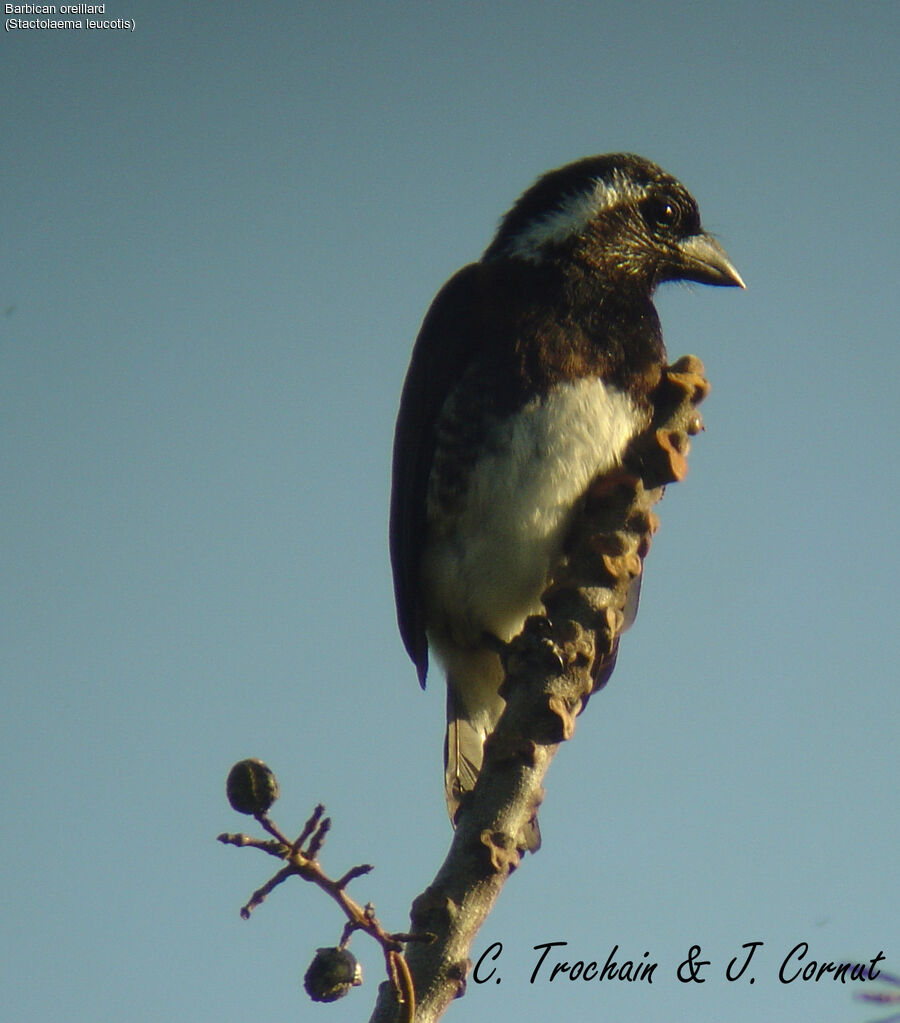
[677,232,745,288]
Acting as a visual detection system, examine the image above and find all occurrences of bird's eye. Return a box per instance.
[643,197,681,232]
[658,203,676,224]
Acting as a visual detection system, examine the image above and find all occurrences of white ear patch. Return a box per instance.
[505,169,649,262]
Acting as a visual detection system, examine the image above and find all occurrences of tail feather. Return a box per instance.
[444,664,541,851]
[444,688,487,818]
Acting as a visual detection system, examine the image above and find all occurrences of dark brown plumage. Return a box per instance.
[390,154,743,839]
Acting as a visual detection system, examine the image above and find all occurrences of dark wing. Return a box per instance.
[389,262,489,687]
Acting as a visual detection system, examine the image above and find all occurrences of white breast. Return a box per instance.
[422,375,641,653]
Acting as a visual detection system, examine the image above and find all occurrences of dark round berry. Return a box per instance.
[226,759,280,816]
[303,947,363,1002]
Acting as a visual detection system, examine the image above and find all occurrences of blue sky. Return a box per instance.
[2,3,898,1021]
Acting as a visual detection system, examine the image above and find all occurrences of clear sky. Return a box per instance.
[2,3,898,1022]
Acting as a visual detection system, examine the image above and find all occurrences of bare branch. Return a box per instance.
[219,800,427,1012]
[369,355,711,1023]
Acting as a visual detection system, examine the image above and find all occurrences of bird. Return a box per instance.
[390,153,743,841]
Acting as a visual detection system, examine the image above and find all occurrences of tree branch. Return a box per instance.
[369,355,711,1023]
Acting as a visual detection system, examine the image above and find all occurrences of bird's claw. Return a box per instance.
[497,617,567,679]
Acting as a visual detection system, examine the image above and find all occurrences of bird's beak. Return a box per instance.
[677,232,745,288]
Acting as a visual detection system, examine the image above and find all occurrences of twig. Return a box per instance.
[219,801,431,1012]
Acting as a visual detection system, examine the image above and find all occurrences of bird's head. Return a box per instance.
[483,153,744,293]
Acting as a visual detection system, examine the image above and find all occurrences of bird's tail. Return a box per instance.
[444,684,494,814]
[443,647,540,850]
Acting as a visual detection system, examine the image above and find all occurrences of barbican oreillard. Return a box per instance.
[390,153,743,848]
[4,4,106,13]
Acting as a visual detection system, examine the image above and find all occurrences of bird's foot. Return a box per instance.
[523,616,567,673]
[490,618,566,682]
